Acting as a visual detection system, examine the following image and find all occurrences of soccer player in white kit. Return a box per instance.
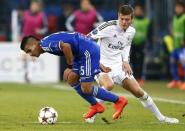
[86,5,179,124]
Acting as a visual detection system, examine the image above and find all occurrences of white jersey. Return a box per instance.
[89,20,135,67]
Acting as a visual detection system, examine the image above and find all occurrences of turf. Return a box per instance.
[0,81,185,131]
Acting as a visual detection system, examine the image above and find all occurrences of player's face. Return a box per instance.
[118,13,132,30]
[134,6,144,17]
[81,0,91,11]
[24,39,41,57]
[30,2,41,13]
[175,5,184,15]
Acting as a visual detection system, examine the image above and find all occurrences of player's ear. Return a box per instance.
[130,14,134,23]
[118,13,120,18]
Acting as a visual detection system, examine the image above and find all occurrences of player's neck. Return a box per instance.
[117,21,129,32]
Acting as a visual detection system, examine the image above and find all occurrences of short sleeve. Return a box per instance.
[88,22,114,39]
[40,38,63,55]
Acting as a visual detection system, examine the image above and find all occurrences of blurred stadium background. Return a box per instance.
[0,0,185,130]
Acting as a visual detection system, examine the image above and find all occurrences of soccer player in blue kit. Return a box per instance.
[169,47,185,90]
[20,32,128,120]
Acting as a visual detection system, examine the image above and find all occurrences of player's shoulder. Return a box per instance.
[127,25,136,34]
[98,20,117,31]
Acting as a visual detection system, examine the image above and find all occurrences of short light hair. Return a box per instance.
[118,5,134,18]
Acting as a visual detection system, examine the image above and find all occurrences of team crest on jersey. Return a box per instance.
[118,41,123,47]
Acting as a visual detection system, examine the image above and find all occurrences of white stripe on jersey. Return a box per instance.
[84,50,91,76]
[48,42,53,52]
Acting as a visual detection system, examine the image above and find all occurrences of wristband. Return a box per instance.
[67,64,73,69]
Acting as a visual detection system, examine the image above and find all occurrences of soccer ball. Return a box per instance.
[38,107,58,124]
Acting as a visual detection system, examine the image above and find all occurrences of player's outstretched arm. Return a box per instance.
[59,42,73,68]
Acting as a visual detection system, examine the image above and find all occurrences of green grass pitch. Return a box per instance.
[0,81,185,131]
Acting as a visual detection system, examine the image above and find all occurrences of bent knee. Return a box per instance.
[134,89,144,98]
[103,83,114,91]
[67,72,79,86]
[99,73,114,91]
[81,87,92,94]
[81,82,93,94]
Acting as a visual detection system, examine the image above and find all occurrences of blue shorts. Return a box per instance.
[72,41,100,82]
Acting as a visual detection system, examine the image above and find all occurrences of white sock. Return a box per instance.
[96,98,104,104]
[139,91,165,121]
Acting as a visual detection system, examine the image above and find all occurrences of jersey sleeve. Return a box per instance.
[87,22,112,39]
[121,28,136,62]
[40,36,63,55]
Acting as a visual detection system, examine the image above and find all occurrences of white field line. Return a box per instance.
[23,121,79,124]
[116,93,185,105]
[37,84,185,105]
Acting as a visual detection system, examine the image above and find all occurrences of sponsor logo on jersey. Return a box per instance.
[108,41,124,50]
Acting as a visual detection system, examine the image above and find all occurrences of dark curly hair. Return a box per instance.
[20,35,39,50]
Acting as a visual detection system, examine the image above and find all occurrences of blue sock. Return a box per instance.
[183,65,185,81]
[171,63,179,80]
[73,83,97,105]
[91,86,118,103]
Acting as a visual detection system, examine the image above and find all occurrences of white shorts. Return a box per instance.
[107,64,134,85]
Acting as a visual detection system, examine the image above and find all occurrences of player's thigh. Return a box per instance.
[98,72,114,90]
[122,78,144,98]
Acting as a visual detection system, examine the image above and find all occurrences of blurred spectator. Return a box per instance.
[168,45,185,90]
[167,0,185,89]
[131,4,151,86]
[162,33,174,79]
[172,0,185,49]
[58,3,73,31]
[65,0,103,34]
[20,0,48,83]
[22,0,48,39]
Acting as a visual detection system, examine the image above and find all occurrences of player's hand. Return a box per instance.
[122,61,133,76]
[100,64,112,73]
[63,68,73,81]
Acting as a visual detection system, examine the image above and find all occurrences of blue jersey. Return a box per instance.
[40,32,100,82]
[40,32,95,56]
